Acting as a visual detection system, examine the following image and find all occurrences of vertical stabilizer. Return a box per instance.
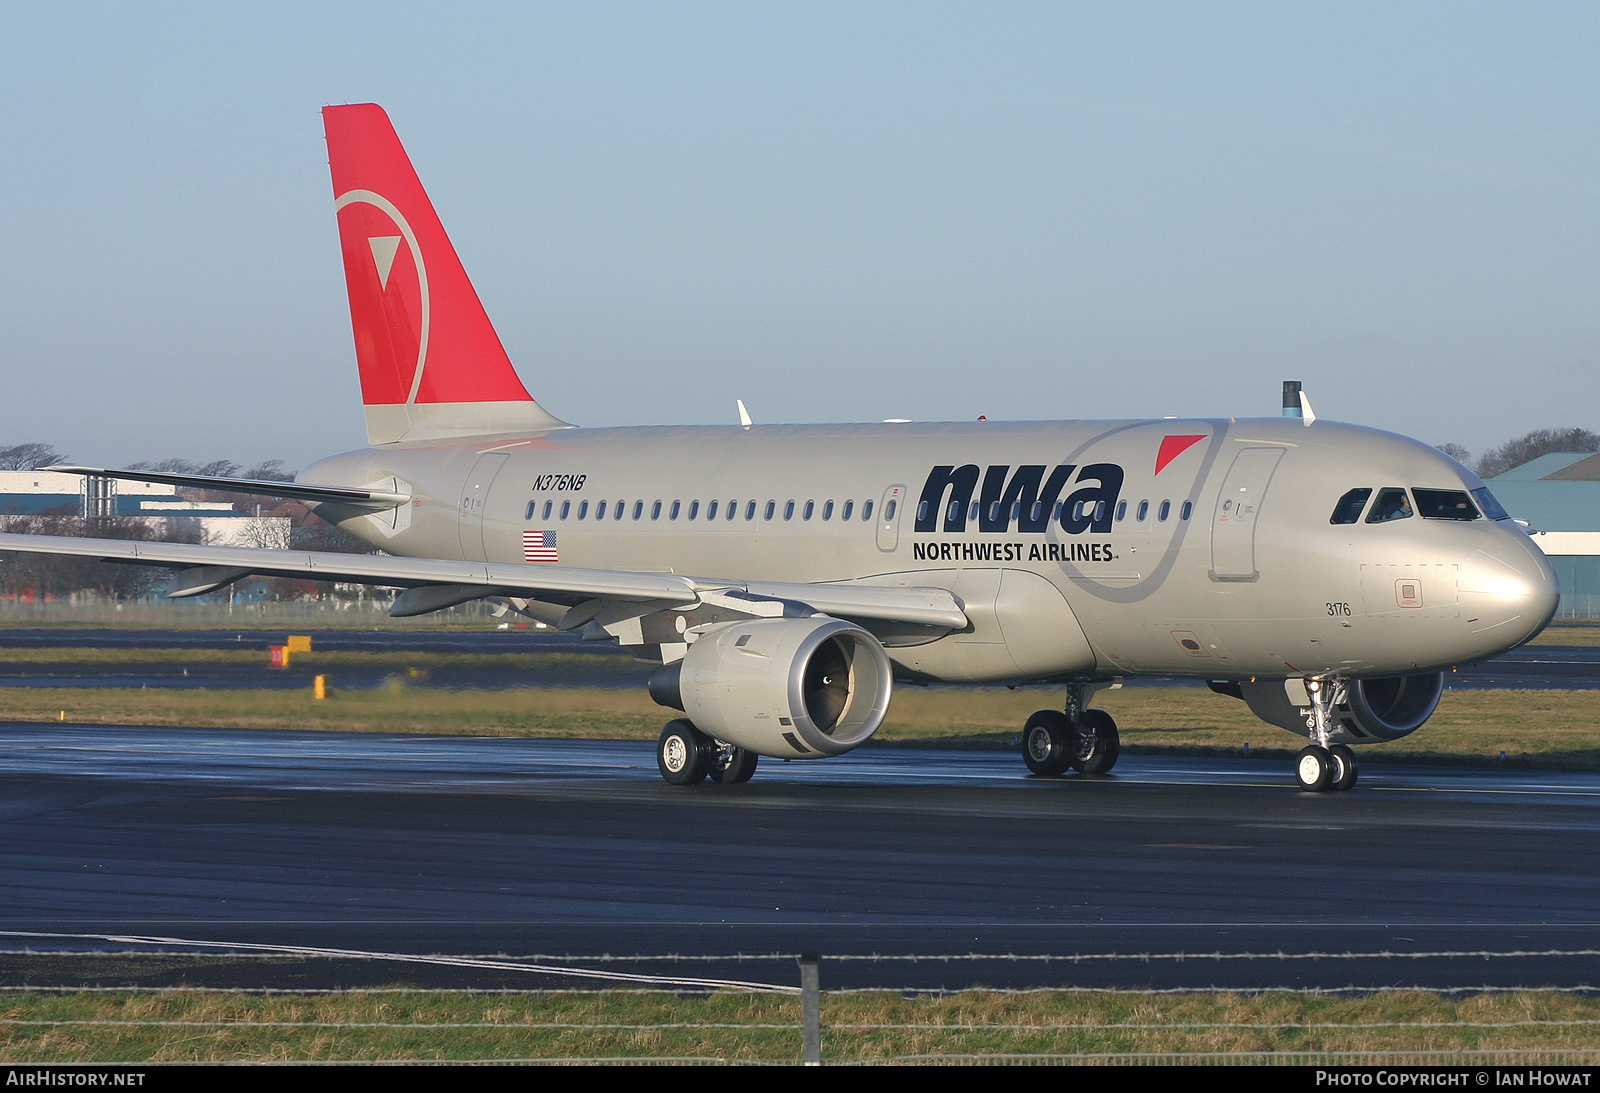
[323,104,569,445]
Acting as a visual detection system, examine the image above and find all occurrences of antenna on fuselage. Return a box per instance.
[1282,380,1316,426]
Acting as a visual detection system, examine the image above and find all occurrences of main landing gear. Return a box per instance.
[1294,678,1359,792]
[656,719,759,786]
[1022,684,1121,778]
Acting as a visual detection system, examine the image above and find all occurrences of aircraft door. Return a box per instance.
[458,453,509,562]
[1210,447,1284,581]
[876,484,906,552]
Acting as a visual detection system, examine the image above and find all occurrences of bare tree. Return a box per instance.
[1476,428,1600,479]
[1436,443,1471,465]
[0,443,69,470]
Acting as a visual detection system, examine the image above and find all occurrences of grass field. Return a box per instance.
[3,988,1599,1063]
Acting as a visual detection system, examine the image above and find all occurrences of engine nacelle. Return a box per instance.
[1235,671,1444,744]
[649,617,894,759]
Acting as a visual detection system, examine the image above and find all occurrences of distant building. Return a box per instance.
[1484,453,1600,618]
[0,471,289,548]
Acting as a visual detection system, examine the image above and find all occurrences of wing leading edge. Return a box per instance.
[0,532,968,631]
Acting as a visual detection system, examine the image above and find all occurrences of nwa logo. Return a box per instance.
[911,463,1125,563]
[915,463,1123,535]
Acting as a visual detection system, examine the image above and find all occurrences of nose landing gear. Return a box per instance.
[1295,679,1359,792]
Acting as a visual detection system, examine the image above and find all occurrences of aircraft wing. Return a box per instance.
[45,466,410,509]
[0,532,967,630]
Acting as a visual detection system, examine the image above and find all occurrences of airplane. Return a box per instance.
[2,104,1559,793]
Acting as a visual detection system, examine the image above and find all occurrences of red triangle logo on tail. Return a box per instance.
[1155,434,1206,475]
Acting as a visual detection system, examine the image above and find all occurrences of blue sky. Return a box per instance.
[1,2,1595,468]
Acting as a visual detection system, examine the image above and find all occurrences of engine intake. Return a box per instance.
[1235,671,1444,744]
[650,617,893,758]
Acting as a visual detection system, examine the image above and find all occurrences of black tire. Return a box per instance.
[1022,710,1075,776]
[1295,745,1333,792]
[1329,744,1359,791]
[1074,709,1121,775]
[658,719,711,785]
[710,744,759,784]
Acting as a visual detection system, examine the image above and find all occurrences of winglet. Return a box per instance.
[737,399,753,429]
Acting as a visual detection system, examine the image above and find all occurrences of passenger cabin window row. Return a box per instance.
[1328,486,1505,525]
[523,497,880,523]
[909,498,1194,527]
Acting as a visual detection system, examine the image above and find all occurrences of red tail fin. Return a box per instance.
[323,104,567,445]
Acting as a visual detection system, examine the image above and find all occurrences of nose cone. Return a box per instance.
[1458,527,1561,655]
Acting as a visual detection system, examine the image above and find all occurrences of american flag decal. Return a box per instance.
[522,530,558,563]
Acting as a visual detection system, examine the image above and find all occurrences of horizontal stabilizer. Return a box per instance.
[46,467,410,509]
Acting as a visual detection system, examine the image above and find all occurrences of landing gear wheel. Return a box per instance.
[1295,745,1334,792]
[709,743,759,784]
[1328,744,1359,791]
[1022,710,1075,776]
[657,719,712,785]
[1074,709,1121,775]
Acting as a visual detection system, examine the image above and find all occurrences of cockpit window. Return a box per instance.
[1330,488,1372,525]
[1365,488,1413,523]
[1471,487,1512,522]
[1412,488,1479,520]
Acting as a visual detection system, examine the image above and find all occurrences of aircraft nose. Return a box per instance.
[1458,528,1561,651]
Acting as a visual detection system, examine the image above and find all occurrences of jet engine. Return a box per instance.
[649,617,893,759]
[1233,671,1444,744]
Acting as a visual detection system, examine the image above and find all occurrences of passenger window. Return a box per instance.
[651,501,662,520]
[633,501,643,520]
[916,500,929,523]
[688,500,699,520]
[525,501,536,520]
[560,501,570,520]
[1330,488,1372,525]
[842,500,854,521]
[1366,488,1413,523]
[1181,501,1192,520]
[862,500,874,521]
[542,500,553,520]
[670,501,681,520]
[885,499,897,520]
[1158,500,1170,521]
[823,500,834,520]
[706,500,717,520]
[1116,500,1127,521]
[784,500,795,520]
[1137,500,1149,521]
[746,500,757,521]
[803,500,814,520]
[727,500,737,520]
[764,501,775,520]
[596,500,607,520]
[615,500,625,521]
[577,501,588,520]
[1413,488,1479,521]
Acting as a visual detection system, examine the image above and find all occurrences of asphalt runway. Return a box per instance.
[3,722,1600,992]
